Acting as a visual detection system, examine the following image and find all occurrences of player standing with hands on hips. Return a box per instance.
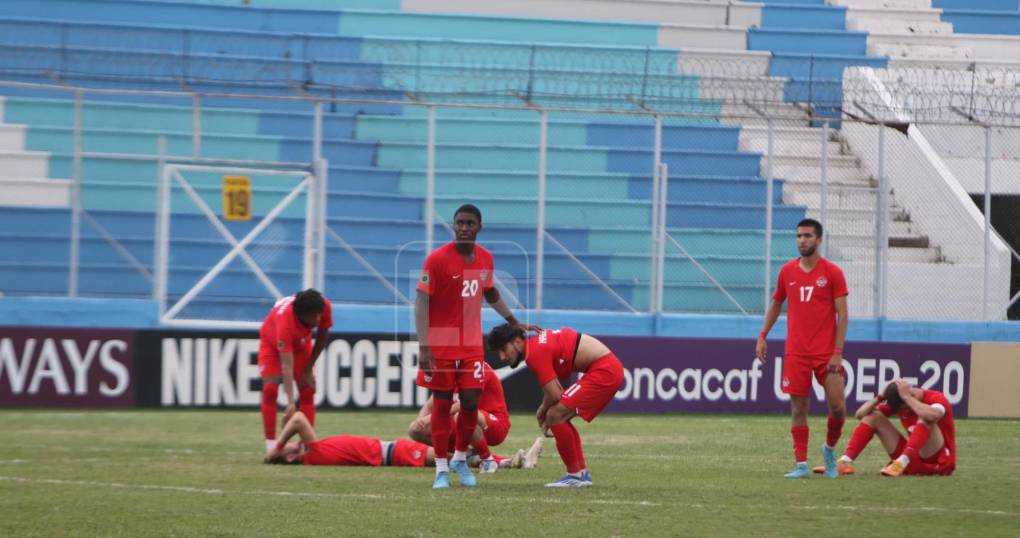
[756,218,849,479]
[415,204,538,489]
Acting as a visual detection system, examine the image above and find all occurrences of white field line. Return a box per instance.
[0,475,1015,516]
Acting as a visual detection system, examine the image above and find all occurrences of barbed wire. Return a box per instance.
[1,21,1019,125]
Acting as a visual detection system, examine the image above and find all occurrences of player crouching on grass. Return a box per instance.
[812,379,956,477]
[265,411,542,470]
[487,325,624,488]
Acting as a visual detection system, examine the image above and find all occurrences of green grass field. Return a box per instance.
[0,410,1017,537]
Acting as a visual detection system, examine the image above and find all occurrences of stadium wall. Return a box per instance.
[1,325,1013,417]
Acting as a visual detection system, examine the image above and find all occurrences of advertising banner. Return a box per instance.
[0,327,135,407]
[135,330,545,411]
[597,336,971,417]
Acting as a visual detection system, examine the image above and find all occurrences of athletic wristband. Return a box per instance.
[758,332,767,340]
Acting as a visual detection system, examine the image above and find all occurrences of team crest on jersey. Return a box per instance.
[479,271,488,281]
[782,377,790,388]
[816,277,828,288]
[420,271,429,284]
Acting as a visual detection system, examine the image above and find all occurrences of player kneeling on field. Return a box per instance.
[813,379,956,477]
[488,325,624,488]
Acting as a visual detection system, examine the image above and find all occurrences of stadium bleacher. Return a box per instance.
[0,0,1014,320]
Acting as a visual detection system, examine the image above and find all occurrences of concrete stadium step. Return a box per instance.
[830,0,933,9]
[771,163,871,184]
[0,149,50,178]
[738,124,828,142]
[0,123,26,150]
[868,32,1020,62]
[678,49,773,77]
[869,42,974,60]
[696,75,788,103]
[847,18,953,34]
[739,137,847,158]
[0,177,70,207]
[659,23,749,51]
[784,186,878,211]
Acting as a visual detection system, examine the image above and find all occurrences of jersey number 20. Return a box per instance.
[461,279,479,297]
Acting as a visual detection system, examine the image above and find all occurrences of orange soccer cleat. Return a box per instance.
[812,462,855,475]
[881,460,906,477]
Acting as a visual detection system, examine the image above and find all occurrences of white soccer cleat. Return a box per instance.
[522,436,543,469]
[479,457,499,474]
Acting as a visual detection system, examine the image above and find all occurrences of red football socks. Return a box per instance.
[454,405,479,452]
[261,383,279,440]
[791,424,809,463]
[551,422,586,474]
[826,414,845,448]
[431,398,453,460]
[299,386,315,426]
[844,422,875,461]
[473,431,492,460]
[902,422,931,463]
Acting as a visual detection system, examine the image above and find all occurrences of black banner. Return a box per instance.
[134,330,543,411]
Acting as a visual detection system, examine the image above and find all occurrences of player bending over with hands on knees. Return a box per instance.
[488,325,624,488]
[812,379,956,477]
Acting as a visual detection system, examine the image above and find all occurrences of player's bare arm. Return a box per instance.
[896,379,945,423]
[829,295,849,373]
[414,290,432,376]
[484,287,542,333]
[854,393,884,420]
[756,299,784,362]
[537,379,564,433]
[280,351,297,422]
[265,411,317,462]
[307,327,329,372]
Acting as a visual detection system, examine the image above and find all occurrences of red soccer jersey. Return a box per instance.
[773,257,848,356]
[880,390,956,466]
[303,435,382,466]
[259,295,333,358]
[416,242,494,361]
[477,362,510,424]
[524,327,581,386]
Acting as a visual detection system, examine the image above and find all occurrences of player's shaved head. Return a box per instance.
[883,381,905,411]
[454,204,482,224]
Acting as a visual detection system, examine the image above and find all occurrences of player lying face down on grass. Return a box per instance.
[407,360,522,473]
[812,379,956,477]
[264,411,542,470]
[488,325,625,488]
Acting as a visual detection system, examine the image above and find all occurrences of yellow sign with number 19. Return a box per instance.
[222,176,251,221]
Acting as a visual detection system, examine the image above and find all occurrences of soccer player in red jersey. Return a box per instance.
[487,325,625,488]
[264,411,432,468]
[257,289,332,453]
[756,218,849,479]
[813,379,956,477]
[415,204,536,489]
[408,361,515,473]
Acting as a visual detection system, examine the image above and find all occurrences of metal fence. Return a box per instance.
[0,71,1016,322]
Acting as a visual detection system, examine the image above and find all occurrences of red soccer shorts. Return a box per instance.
[257,339,311,379]
[480,410,510,447]
[416,358,485,392]
[391,439,429,467]
[891,438,955,476]
[781,354,845,397]
[560,353,624,422]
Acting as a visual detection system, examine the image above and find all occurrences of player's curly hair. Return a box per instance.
[293,289,325,317]
[883,381,905,411]
[487,323,525,351]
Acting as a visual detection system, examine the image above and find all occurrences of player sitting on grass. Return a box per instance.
[812,379,956,477]
[487,325,624,488]
[408,361,517,473]
[265,411,542,469]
